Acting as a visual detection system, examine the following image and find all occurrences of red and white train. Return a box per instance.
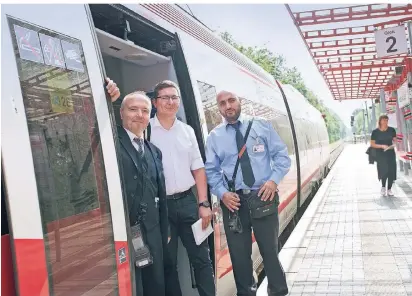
[1,4,342,296]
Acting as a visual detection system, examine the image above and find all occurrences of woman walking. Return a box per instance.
[370,114,397,196]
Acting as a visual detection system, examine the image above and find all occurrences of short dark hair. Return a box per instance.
[153,80,180,99]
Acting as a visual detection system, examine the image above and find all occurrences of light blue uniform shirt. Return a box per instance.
[205,114,291,200]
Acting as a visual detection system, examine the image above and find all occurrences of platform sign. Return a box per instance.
[374,25,408,58]
[398,80,410,109]
[49,91,74,114]
[47,73,74,114]
[388,113,397,128]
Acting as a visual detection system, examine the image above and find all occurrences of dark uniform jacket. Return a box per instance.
[117,125,169,246]
[366,146,377,165]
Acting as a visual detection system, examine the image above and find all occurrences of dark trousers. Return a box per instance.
[382,176,394,189]
[164,192,215,296]
[221,192,288,296]
[141,226,165,296]
[134,268,143,296]
[377,150,397,189]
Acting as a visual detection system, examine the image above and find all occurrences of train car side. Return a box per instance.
[118,4,333,295]
[1,4,339,296]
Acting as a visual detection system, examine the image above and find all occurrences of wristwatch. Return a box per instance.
[198,201,211,208]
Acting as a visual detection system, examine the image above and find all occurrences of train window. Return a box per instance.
[304,120,313,149]
[272,114,294,155]
[237,98,295,155]
[294,119,307,152]
[198,88,295,156]
[7,17,119,294]
[198,80,222,133]
[239,96,256,117]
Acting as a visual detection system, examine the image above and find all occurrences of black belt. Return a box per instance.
[236,189,279,196]
[166,188,192,200]
[236,189,253,195]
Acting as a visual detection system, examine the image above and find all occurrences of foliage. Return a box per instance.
[352,105,381,135]
[220,31,346,143]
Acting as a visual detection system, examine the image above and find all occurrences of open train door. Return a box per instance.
[1,4,134,296]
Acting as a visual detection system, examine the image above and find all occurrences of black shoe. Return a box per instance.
[267,287,288,296]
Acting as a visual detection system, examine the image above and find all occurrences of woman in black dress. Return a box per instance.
[370,114,397,196]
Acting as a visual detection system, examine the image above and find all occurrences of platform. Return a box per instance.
[257,144,412,296]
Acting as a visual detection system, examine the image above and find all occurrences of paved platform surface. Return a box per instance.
[258,144,412,296]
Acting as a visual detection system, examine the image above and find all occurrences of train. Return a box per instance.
[1,4,342,296]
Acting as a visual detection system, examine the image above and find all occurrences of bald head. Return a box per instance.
[216,90,238,102]
[216,90,241,123]
[121,91,152,111]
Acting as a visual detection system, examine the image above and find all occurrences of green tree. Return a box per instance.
[220,31,346,143]
[352,105,381,135]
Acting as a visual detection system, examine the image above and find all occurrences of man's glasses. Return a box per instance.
[157,95,180,101]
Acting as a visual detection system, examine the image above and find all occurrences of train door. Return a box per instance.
[2,4,133,296]
[89,4,209,295]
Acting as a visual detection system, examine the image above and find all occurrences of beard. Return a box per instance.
[222,108,241,123]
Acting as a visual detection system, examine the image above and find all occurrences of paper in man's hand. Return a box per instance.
[191,218,213,246]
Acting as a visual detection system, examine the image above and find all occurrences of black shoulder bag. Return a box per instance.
[247,189,279,219]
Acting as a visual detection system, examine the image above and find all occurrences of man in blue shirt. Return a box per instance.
[205,90,291,296]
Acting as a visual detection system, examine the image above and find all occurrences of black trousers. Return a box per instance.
[381,176,394,189]
[377,150,397,188]
[164,192,215,296]
[140,226,166,296]
[221,192,288,296]
[134,268,143,296]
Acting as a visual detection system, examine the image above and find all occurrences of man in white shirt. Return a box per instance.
[106,78,215,296]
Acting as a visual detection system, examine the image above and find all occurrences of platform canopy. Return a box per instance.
[286,4,412,101]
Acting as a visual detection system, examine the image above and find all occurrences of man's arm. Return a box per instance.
[188,127,212,229]
[191,168,208,203]
[265,120,291,185]
[205,133,241,212]
[204,134,227,200]
[188,127,208,203]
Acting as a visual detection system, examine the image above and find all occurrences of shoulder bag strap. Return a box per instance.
[223,118,254,185]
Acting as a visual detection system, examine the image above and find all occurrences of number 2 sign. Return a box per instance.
[374,25,408,58]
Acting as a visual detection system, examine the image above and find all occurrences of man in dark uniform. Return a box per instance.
[115,89,169,296]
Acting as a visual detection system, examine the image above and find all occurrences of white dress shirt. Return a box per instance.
[149,115,204,195]
[124,128,144,153]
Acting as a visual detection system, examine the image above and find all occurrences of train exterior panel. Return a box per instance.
[2,4,334,296]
